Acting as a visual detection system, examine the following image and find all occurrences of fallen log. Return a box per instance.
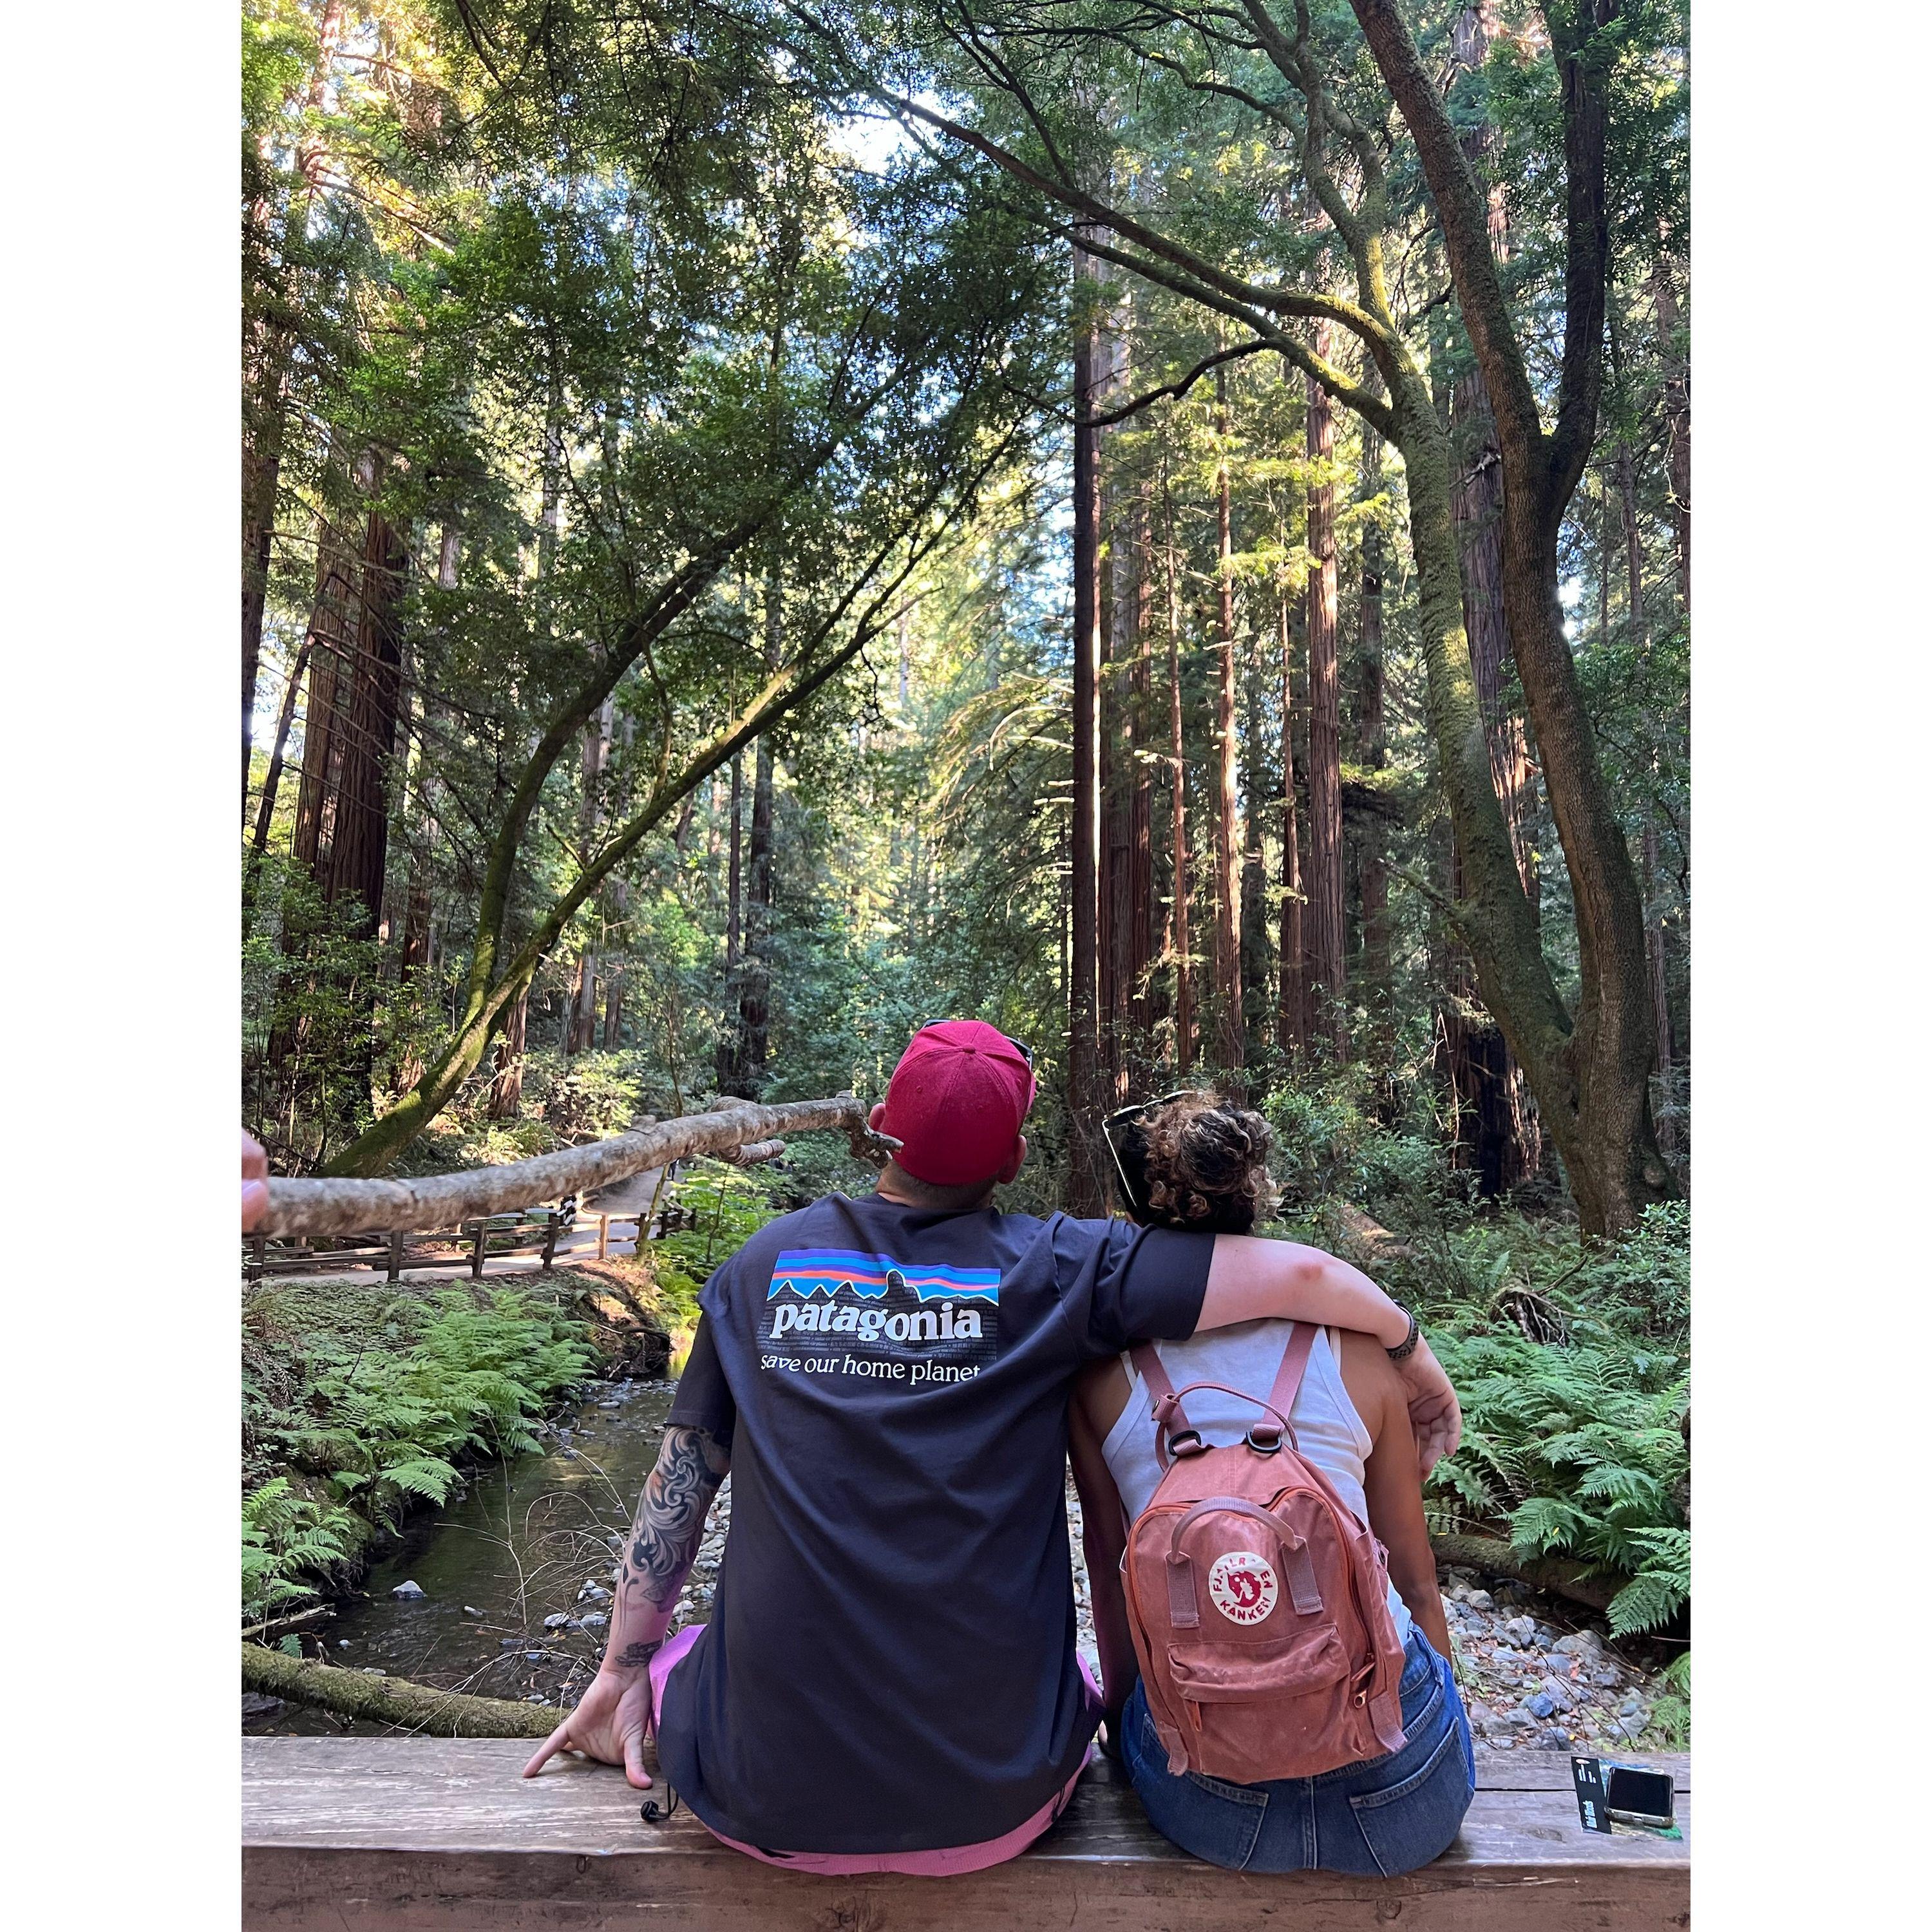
[1325,1202,1416,1269]
[719,1137,786,1166]
[256,1094,900,1238]
[1430,1533,1620,1613]
[242,1644,555,1738]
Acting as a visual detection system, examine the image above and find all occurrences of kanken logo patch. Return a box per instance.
[1208,1550,1279,1625]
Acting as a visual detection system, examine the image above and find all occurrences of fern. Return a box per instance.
[242,1477,363,1621]
[1421,1204,1690,1617]
[1607,1569,1687,1638]
[242,1282,598,1612]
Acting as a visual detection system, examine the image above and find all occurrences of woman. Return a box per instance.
[1070,1092,1475,1875]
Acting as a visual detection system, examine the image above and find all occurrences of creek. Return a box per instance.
[247,1376,678,1734]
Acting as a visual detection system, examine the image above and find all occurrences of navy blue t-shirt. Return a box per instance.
[655,1189,1211,1853]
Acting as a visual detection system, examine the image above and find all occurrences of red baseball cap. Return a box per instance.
[879,1021,1037,1187]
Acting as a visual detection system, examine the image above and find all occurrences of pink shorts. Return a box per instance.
[649,1623,1102,1875]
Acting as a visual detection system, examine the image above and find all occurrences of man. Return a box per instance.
[525,1021,1458,1872]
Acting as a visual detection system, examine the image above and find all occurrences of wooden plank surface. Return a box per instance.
[243,1739,1687,1932]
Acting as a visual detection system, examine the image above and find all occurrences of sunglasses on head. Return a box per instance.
[1101,1089,1211,1218]
[918,1021,1034,1067]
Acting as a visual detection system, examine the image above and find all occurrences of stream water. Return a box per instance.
[247,1377,680,1735]
[244,1370,1665,1755]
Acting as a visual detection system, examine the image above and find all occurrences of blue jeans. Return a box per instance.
[1121,1628,1476,1875]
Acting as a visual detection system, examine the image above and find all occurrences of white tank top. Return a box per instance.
[1098,1320,1412,1642]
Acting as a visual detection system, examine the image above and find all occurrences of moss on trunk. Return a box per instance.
[243,1643,555,1737]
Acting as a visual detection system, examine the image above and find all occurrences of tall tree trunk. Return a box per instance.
[1128,490,1157,1066]
[1619,457,1674,1150]
[1651,249,1690,608]
[243,634,312,932]
[328,493,406,940]
[726,755,743,969]
[1240,614,1271,1059]
[569,685,614,1055]
[1350,0,1673,1230]
[488,985,527,1119]
[243,0,346,809]
[1277,598,1307,1057]
[569,951,598,1057]
[1066,244,1106,1209]
[1433,10,1542,1193]
[1103,480,1137,1103]
[1617,445,1643,634]
[1303,345,1347,1059]
[1211,368,1244,1092]
[1354,428,1390,1040]
[726,561,781,1096]
[290,495,361,876]
[1164,486,1195,1075]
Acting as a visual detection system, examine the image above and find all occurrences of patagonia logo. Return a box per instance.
[759,1249,1001,1384]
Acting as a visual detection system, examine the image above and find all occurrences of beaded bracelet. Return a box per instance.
[1387,1310,1420,1362]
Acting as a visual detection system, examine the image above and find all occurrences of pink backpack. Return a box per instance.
[1121,1325,1410,1782]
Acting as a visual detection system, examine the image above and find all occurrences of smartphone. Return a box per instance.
[1605,1765,1676,1830]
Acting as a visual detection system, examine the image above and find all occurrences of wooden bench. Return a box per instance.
[243,1738,1687,1930]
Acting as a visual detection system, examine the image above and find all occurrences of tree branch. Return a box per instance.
[1085,340,1278,426]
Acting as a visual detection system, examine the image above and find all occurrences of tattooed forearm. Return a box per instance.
[623,1425,730,1610]
[612,1639,663,1671]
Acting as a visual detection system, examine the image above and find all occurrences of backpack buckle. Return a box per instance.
[1166,1427,1206,1459]
[1244,1425,1283,1454]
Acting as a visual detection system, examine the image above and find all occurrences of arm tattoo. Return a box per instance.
[623,1425,730,1610]
[612,1639,663,1671]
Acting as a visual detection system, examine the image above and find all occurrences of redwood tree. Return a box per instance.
[1303,340,1347,1059]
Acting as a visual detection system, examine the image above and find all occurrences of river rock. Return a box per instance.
[462,1605,486,1618]
[391,1580,426,1600]
[524,1651,545,1663]
[1554,1629,1604,1657]
[242,1693,285,1718]
[580,1614,608,1632]
[1524,1692,1557,1720]
[578,1583,612,1604]
[543,1613,573,1631]
[1502,1615,1537,1646]
[500,1636,522,1649]
[1540,1675,1578,1712]
[1465,1590,1494,1613]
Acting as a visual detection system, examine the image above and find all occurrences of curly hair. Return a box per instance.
[1114,1091,1280,1235]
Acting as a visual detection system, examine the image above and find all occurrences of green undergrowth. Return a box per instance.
[241,1271,651,1623]
[1258,1081,1689,1656]
[652,1160,786,1325]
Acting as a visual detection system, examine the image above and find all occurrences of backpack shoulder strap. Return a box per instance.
[1267,1321,1318,1425]
[1129,1343,1191,1470]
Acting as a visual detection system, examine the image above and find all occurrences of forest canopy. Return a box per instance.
[242,0,1688,1240]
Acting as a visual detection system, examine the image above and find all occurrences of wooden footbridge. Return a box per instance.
[243,1096,1689,1928]
[243,1738,1689,1930]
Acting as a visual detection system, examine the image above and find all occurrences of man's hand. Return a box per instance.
[1394,1334,1461,1478]
[242,1131,269,1233]
[522,1665,656,1788]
